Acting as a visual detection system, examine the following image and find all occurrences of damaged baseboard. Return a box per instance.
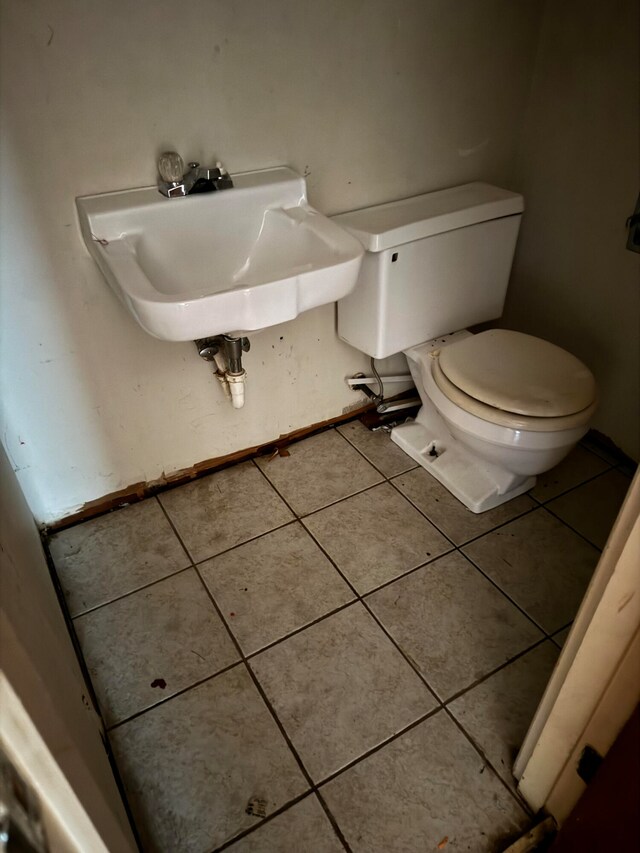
[44,402,375,534]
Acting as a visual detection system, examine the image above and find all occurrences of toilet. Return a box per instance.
[334,182,598,513]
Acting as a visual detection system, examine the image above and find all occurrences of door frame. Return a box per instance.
[514,469,640,820]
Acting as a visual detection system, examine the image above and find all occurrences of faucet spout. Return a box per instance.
[157,152,233,198]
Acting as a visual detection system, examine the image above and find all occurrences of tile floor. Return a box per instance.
[48,424,633,853]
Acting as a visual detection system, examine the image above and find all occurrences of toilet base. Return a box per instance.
[391,418,536,514]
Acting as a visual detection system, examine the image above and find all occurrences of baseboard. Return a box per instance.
[44,402,374,534]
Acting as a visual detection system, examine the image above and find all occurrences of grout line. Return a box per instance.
[254,433,557,701]
[210,788,355,853]
[73,520,305,622]
[459,550,552,638]
[441,705,534,817]
[540,503,603,553]
[60,428,610,849]
[312,789,354,853]
[316,705,442,789]
[528,466,621,506]
[158,483,353,853]
[105,659,244,733]
[209,790,315,853]
[301,430,585,655]
[615,462,637,479]
[153,494,193,561]
[295,512,447,708]
[211,616,354,852]
[252,457,386,519]
[578,438,623,468]
[71,563,193,620]
[243,598,358,661]
[79,442,583,690]
[448,504,540,550]
[301,507,536,815]
[40,542,145,850]
[190,516,298,565]
[157,488,298,563]
[550,621,573,649]
[387,473,539,549]
[66,508,296,622]
[332,424,413,482]
[353,547,457,600]
[443,635,552,706]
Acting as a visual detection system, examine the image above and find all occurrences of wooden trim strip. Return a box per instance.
[45,403,374,533]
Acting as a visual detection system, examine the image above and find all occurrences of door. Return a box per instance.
[514,469,640,821]
[0,446,137,852]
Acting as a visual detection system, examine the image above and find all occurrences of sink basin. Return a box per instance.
[76,167,364,341]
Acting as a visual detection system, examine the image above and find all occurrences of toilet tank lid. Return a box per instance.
[333,182,524,252]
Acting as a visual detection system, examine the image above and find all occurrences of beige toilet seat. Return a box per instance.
[438,329,597,417]
[430,330,598,433]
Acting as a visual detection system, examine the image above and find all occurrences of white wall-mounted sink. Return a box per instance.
[76,167,364,341]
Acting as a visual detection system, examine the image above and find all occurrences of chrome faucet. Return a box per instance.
[157,151,233,198]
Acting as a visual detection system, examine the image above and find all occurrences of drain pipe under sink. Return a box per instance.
[194,335,250,408]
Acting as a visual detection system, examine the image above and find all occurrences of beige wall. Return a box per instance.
[505,0,640,460]
[0,0,543,523]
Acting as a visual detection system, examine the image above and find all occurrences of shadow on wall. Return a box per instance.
[503,0,640,460]
[0,119,124,522]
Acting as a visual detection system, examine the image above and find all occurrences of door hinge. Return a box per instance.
[576,743,604,784]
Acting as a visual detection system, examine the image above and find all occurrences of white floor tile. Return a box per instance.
[256,430,383,515]
[200,523,354,654]
[303,482,451,594]
[448,642,559,789]
[159,461,293,563]
[463,509,599,633]
[251,603,436,781]
[322,711,529,853]
[367,552,543,700]
[49,499,189,616]
[74,569,238,725]
[110,667,307,853]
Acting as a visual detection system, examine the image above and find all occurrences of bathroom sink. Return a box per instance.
[76,167,364,341]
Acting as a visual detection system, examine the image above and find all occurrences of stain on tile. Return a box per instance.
[227,794,343,853]
[110,667,307,853]
[245,797,267,818]
[74,569,238,726]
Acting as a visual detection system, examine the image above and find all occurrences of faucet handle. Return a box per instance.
[158,151,184,183]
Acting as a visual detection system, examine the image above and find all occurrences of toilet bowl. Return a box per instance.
[391,329,597,512]
[334,181,599,512]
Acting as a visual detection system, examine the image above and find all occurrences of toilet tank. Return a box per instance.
[334,183,524,359]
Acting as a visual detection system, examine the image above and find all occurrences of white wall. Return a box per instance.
[504,0,640,460]
[0,0,543,524]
